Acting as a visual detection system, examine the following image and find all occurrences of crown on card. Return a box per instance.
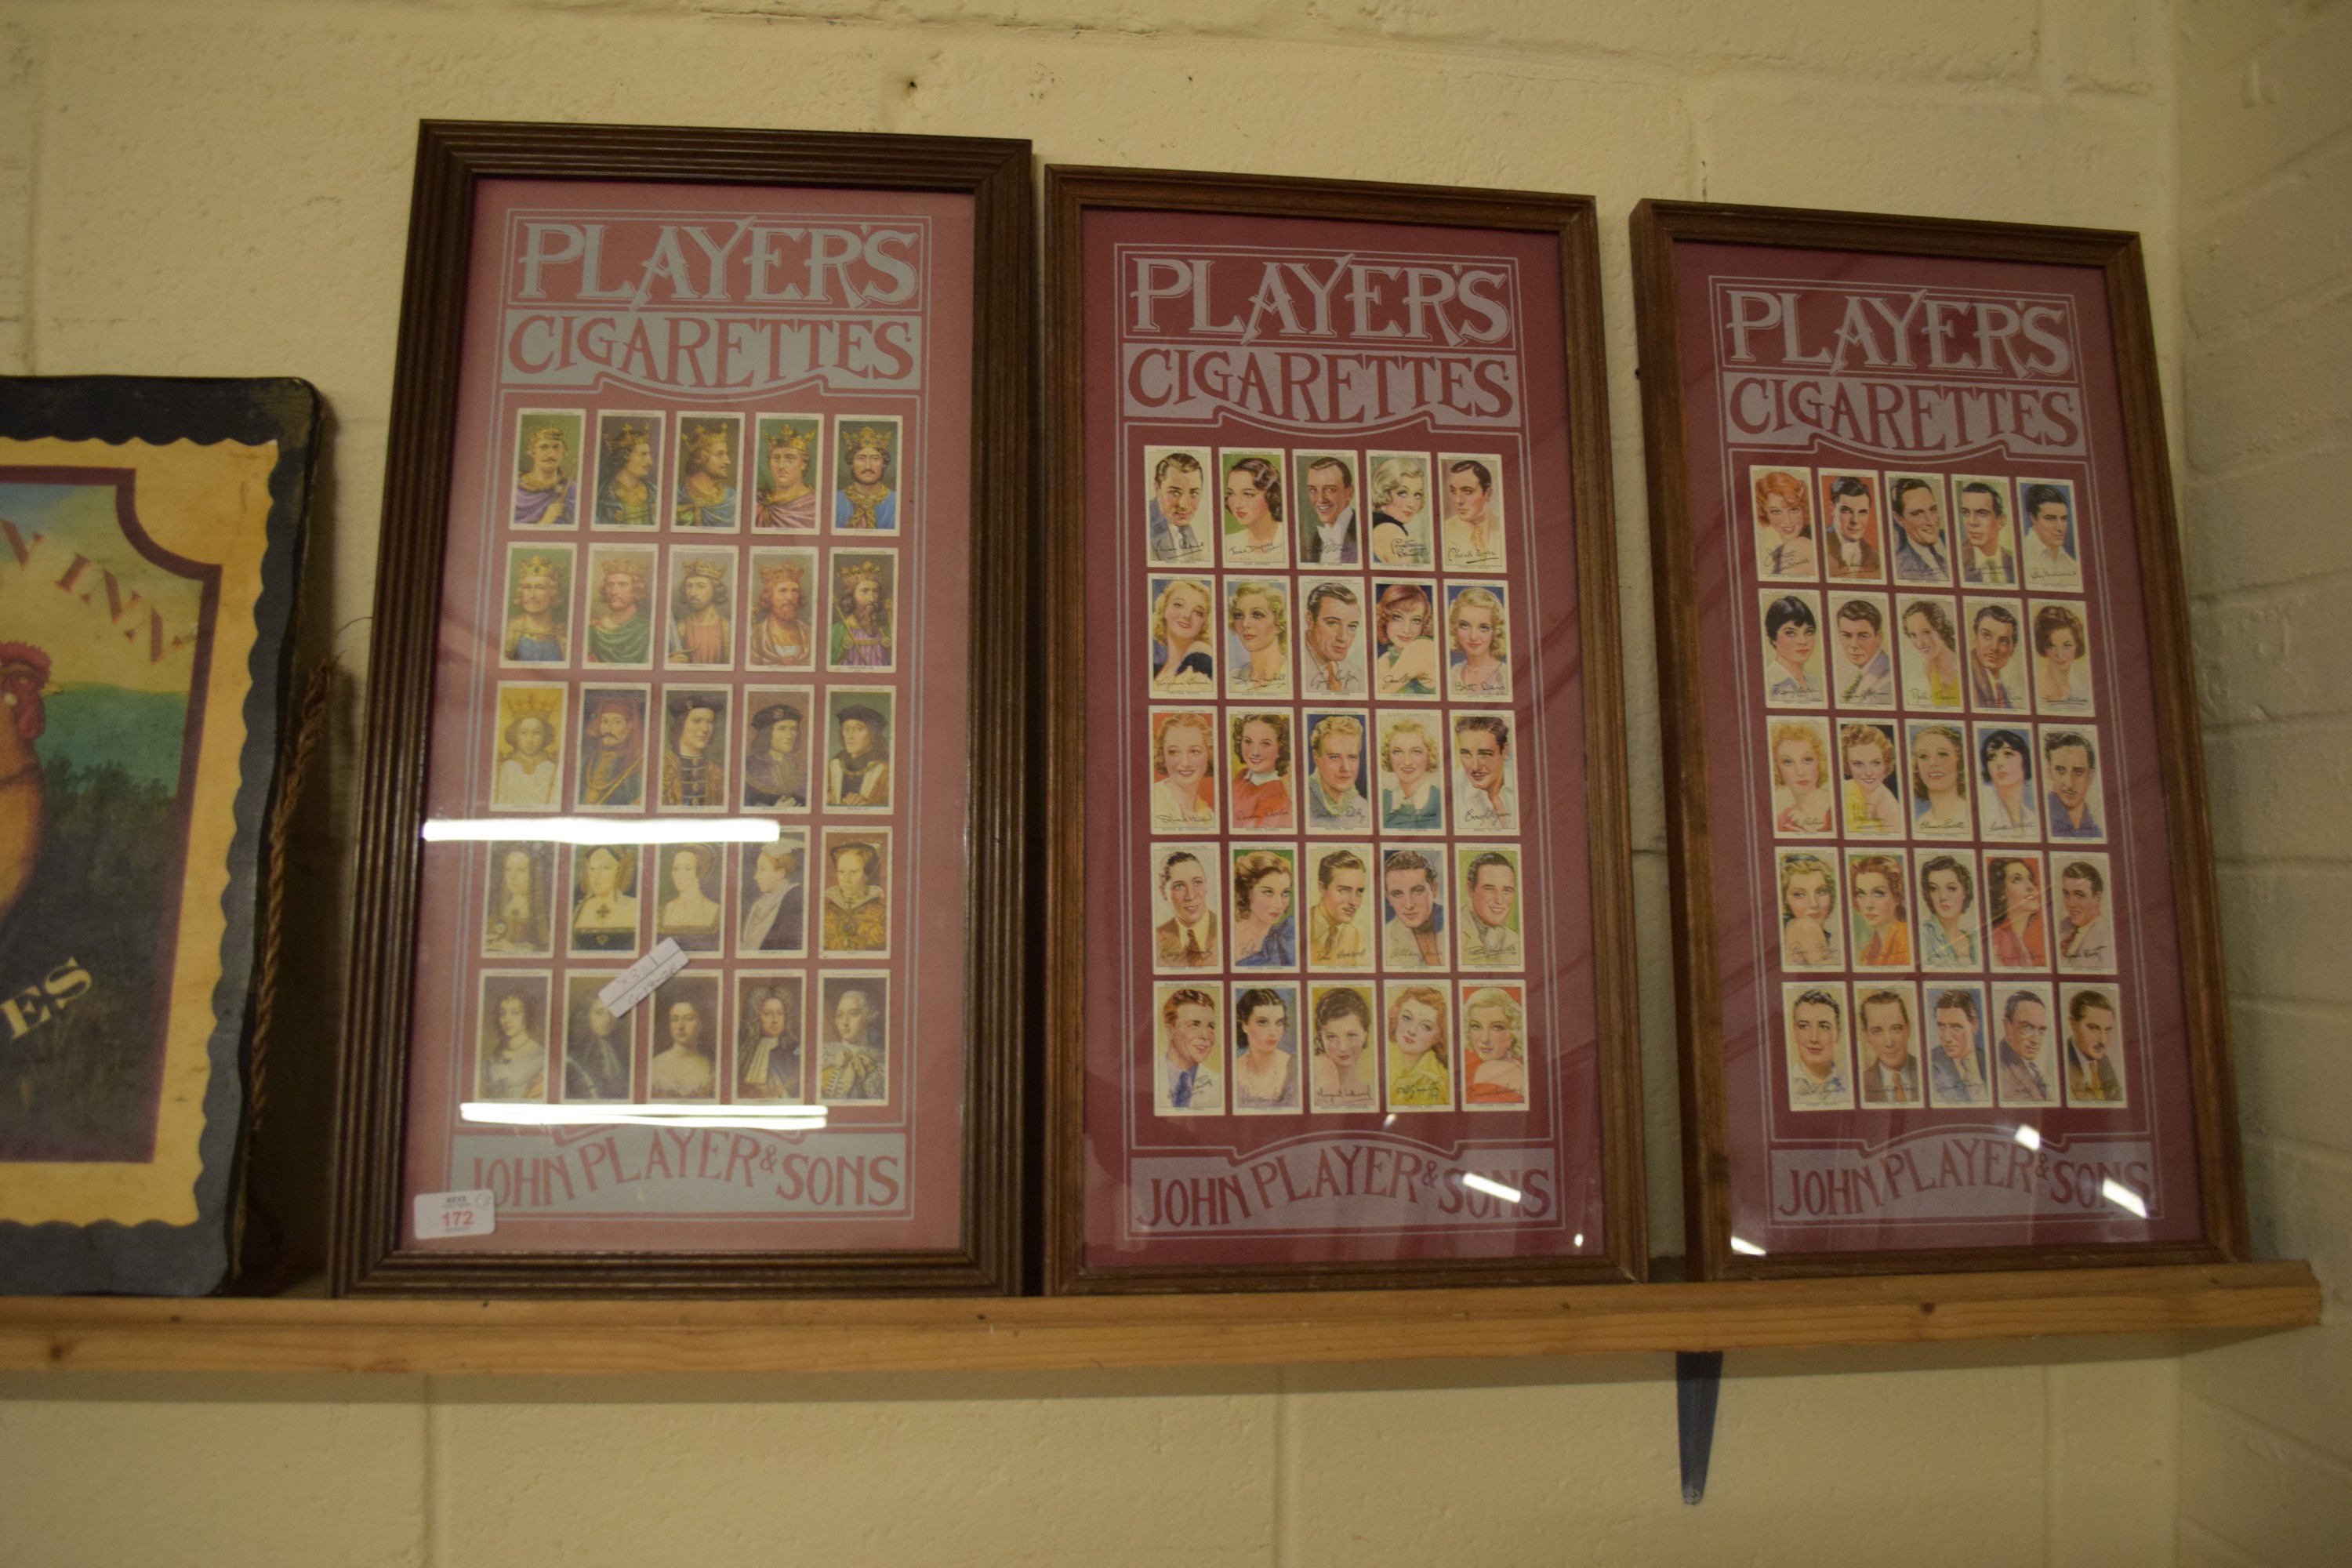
[760,561,806,589]
[766,425,812,455]
[504,687,562,724]
[682,557,729,583]
[847,424,895,454]
[837,558,884,593]
[517,554,561,583]
[604,421,650,451]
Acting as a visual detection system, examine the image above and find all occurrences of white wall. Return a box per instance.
[0,0,2319,1563]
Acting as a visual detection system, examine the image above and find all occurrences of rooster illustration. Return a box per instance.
[0,641,49,927]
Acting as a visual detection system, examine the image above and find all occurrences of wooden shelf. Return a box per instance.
[0,1261,2316,1376]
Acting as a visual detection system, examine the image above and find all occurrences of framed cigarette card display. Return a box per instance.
[1043,168,1646,1293]
[332,123,1031,1294]
[0,376,316,1295]
[1629,199,2247,1279]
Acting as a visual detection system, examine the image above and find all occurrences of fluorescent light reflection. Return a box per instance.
[2012,1123,2043,1151]
[2100,1178,2149,1218]
[460,1102,826,1131]
[1460,1172,1523,1204]
[1572,1233,1584,1248]
[425,816,782,847]
[1729,1235,1766,1257]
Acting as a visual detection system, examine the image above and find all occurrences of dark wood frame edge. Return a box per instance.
[329,120,1034,1297]
[1626,198,2249,1282]
[1041,165,1648,1295]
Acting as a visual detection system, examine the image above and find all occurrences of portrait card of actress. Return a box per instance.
[1915,850,1984,973]
[568,843,644,956]
[1904,718,1975,840]
[572,684,650,812]
[742,547,819,672]
[2030,600,2096,716]
[1817,468,1886,585]
[2060,983,2129,1108]
[2019,477,2084,591]
[648,973,722,1102]
[1146,706,1219,836]
[1368,578,1441,701]
[1773,848,1843,973]
[1379,846,1450,975]
[1145,575,1218,698]
[1972,722,2041,840]
[1436,452,1508,574]
[1218,448,1289,569]
[559,973,638,1104]
[662,546,737,669]
[2053,851,2118,974]
[1147,843,1225,976]
[1305,982,1377,1116]
[1294,448,1362,567]
[1455,846,1524,974]
[1222,575,1294,700]
[818,828,891,960]
[510,408,585,530]
[672,411,746,531]
[1300,709,1371,835]
[1990,979,2061,1109]
[659,686,731,812]
[489,682,567,811]
[1953,475,2020,588]
[1382,980,1456,1113]
[1142,445,1213,567]
[1225,843,1296,974]
[1758,589,1827,708]
[814,972,891,1105]
[834,416,906,533]
[1886,472,1954,586]
[739,687,813,811]
[1296,576,1368,699]
[590,409,666,530]
[1751,463,1817,583]
[826,548,898,674]
[2041,723,2108,843]
[1764,716,1835,838]
[1443,582,1513,704]
[1225,711,1295,834]
[1301,843,1377,975]
[1364,450,1435,568]
[1835,720,1904,840]
[481,840,560,958]
[583,545,659,670]
[1151,979,1225,1117]
[1229,982,1304,1115]
[1450,710,1519,836]
[1374,712,1446,838]
[1460,982,1531,1111]
[822,686,895,811]
[1923,982,1994,1110]
[736,830,810,958]
[498,543,575,669]
[1984,851,2053,973]
[750,413,823,534]
[1844,848,1913,970]
[1893,593,1965,710]
[474,971,552,1104]
[1782,981,1855,1112]
[1825,592,1896,710]
[1852,982,1926,1109]
[653,840,728,953]
[734,974,807,1103]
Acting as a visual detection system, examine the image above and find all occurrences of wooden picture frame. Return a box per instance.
[332,122,1031,1295]
[1042,166,1646,1294]
[1629,198,2247,1280]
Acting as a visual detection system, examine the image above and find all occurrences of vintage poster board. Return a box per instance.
[0,376,316,1294]
[1629,200,2247,1279]
[1044,169,1646,1293]
[333,125,1030,1295]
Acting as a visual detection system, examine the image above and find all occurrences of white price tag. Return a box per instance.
[597,937,690,1019]
[414,1189,496,1241]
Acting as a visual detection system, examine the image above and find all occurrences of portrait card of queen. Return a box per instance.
[0,376,316,1294]
[336,125,1030,1295]
[1632,198,2247,1279]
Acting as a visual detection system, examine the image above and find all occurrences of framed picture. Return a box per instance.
[333,122,1031,1294]
[1630,199,2247,1279]
[1043,168,1646,1293]
[0,375,317,1294]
